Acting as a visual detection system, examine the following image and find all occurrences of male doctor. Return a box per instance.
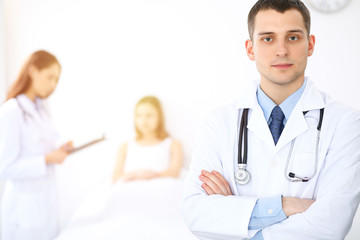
[181,0,360,239]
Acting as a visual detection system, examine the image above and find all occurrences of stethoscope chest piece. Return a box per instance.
[235,164,251,185]
[235,108,251,185]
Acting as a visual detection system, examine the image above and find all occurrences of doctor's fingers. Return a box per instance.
[55,150,68,164]
[212,171,232,195]
[61,141,74,152]
[45,149,69,164]
[200,171,230,195]
[201,183,216,195]
[199,174,224,195]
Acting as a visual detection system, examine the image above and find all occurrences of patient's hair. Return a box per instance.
[6,50,61,101]
[248,0,311,40]
[135,96,169,140]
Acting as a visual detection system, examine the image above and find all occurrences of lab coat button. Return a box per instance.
[268,208,273,214]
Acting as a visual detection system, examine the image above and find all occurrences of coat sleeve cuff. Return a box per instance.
[249,195,287,230]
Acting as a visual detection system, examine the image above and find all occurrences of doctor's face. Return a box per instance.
[245,9,315,89]
[30,63,60,99]
[135,103,159,135]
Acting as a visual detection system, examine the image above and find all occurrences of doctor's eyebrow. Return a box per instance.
[257,31,274,36]
[287,29,305,35]
[257,29,305,36]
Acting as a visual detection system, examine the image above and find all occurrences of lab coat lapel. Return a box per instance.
[235,80,275,149]
[247,105,275,149]
[275,108,308,151]
[17,94,38,117]
[234,79,326,152]
[275,79,326,151]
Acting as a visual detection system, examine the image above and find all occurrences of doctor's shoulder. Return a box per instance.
[322,98,360,130]
[195,102,240,141]
[202,102,238,125]
[313,88,359,127]
[0,98,23,123]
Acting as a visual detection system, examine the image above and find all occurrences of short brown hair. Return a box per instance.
[248,0,311,40]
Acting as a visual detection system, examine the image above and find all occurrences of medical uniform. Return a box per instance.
[0,94,60,240]
[181,79,360,239]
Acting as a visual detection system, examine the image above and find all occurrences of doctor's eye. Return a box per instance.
[289,36,299,41]
[263,37,272,42]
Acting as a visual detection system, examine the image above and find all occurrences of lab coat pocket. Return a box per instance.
[285,151,326,198]
[16,193,47,228]
[288,152,317,178]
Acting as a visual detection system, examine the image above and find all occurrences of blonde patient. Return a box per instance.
[113,96,182,182]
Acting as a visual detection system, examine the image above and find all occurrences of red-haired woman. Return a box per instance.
[0,50,73,240]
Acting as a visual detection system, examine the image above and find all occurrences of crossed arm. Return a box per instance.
[182,107,360,239]
[199,170,315,218]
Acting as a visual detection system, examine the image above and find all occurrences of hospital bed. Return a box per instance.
[54,137,196,240]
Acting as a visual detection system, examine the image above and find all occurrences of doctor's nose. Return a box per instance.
[275,40,289,57]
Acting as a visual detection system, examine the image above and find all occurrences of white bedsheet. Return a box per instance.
[55,178,197,240]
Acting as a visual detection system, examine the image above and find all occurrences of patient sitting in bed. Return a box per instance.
[112,96,182,183]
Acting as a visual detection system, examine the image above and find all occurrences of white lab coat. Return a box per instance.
[181,79,360,240]
[0,94,60,240]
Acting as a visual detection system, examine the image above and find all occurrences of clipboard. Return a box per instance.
[69,134,106,154]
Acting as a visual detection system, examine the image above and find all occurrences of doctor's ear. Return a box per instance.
[307,35,315,57]
[245,40,255,61]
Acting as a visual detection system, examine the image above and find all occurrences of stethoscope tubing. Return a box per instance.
[236,107,324,183]
[238,108,249,166]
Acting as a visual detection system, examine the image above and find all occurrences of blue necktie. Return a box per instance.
[269,106,285,145]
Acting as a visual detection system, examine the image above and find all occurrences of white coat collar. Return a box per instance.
[16,94,44,116]
[233,78,326,151]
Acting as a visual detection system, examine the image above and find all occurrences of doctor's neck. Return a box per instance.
[260,77,305,105]
[23,89,38,102]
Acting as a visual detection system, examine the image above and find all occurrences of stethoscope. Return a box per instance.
[235,107,324,185]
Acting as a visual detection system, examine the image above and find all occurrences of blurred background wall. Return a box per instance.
[0,0,6,237]
[0,0,4,102]
[1,0,360,239]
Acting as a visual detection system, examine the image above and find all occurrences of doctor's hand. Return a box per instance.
[282,197,315,217]
[45,149,69,164]
[61,141,74,153]
[199,170,233,196]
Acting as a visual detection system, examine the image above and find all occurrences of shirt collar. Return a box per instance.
[256,78,307,124]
